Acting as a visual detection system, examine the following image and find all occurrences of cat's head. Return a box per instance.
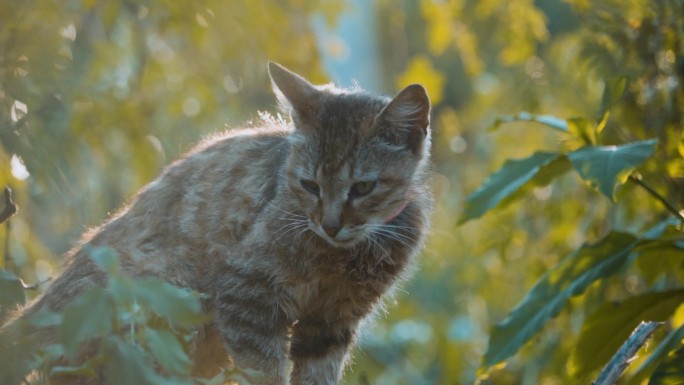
[269,62,430,249]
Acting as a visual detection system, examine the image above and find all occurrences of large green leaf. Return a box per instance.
[483,232,639,367]
[569,289,684,378]
[632,219,684,283]
[144,328,192,376]
[459,152,564,223]
[567,139,658,200]
[649,345,684,385]
[128,277,207,328]
[103,336,191,385]
[59,287,114,359]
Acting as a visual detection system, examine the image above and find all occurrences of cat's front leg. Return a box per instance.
[289,319,358,385]
[215,267,292,385]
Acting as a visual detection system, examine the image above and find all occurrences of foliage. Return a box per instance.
[0,247,251,385]
[453,0,684,383]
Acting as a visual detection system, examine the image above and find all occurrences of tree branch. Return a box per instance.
[592,321,662,385]
[628,175,684,223]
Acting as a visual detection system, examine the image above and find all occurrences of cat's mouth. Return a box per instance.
[325,237,358,249]
[311,226,361,249]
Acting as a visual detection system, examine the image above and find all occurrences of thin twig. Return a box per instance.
[1,187,17,270]
[592,321,662,385]
[21,277,52,291]
[0,187,18,225]
[628,175,684,223]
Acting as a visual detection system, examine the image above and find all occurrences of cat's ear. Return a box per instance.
[268,62,318,117]
[376,84,431,154]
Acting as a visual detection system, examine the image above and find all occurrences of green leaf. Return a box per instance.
[39,344,66,364]
[144,328,192,376]
[129,277,207,328]
[640,218,684,241]
[491,112,568,132]
[500,155,572,205]
[567,139,658,201]
[599,77,627,118]
[50,362,98,378]
[459,152,564,223]
[103,336,191,385]
[106,275,136,305]
[629,325,684,385]
[29,310,63,328]
[567,118,596,145]
[631,219,684,284]
[0,269,25,307]
[569,289,684,378]
[483,232,639,367]
[87,246,121,275]
[649,345,684,385]
[59,287,114,359]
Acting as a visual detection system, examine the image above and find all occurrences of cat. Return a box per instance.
[0,62,433,385]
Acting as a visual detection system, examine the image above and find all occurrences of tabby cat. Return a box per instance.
[0,62,432,385]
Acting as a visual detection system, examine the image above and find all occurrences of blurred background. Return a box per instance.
[1,0,683,384]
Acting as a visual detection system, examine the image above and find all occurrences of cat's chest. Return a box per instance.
[282,255,388,320]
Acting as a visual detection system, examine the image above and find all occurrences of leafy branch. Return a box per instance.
[464,108,684,384]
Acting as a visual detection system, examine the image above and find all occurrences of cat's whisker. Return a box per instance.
[273,221,309,244]
[365,234,389,256]
[277,221,308,237]
[369,227,413,248]
[379,228,415,243]
[371,222,417,235]
[378,224,417,231]
[276,216,308,224]
[263,200,307,219]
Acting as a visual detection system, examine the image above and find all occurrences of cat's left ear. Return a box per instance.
[268,62,318,118]
[376,84,431,154]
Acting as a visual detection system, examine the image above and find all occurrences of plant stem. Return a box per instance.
[592,321,662,385]
[629,175,684,223]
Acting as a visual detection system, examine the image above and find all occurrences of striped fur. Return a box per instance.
[0,63,432,385]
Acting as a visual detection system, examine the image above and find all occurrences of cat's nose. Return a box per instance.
[322,223,342,237]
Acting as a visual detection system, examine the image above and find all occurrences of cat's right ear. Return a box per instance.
[268,62,318,117]
[376,84,431,155]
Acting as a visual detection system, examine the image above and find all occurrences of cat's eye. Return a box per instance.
[300,179,320,196]
[349,180,376,198]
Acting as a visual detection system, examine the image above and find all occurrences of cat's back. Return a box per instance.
[87,123,291,286]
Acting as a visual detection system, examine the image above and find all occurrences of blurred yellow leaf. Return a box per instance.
[673,303,684,328]
[396,55,445,105]
[421,0,453,55]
